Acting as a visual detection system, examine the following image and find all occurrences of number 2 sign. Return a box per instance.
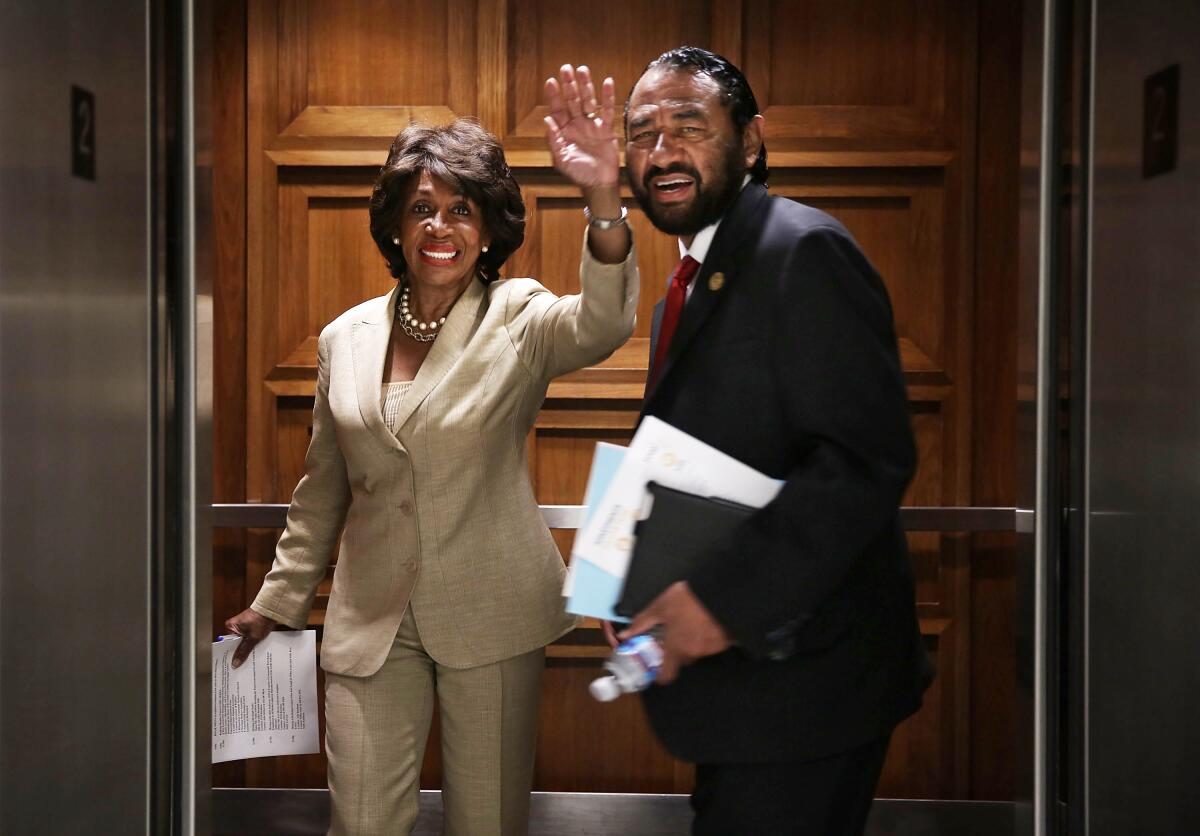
[1143,65,1179,179]
[71,85,95,181]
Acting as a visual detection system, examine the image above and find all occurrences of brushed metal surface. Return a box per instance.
[180,0,215,831]
[1086,2,1200,832]
[0,1,154,832]
[1016,3,1054,834]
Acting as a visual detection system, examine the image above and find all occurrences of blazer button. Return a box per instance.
[406,560,419,573]
[398,500,414,515]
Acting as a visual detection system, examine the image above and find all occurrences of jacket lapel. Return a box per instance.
[352,284,405,452]
[388,276,486,433]
[649,299,665,364]
[644,183,771,404]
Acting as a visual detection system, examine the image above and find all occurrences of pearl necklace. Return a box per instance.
[396,285,446,343]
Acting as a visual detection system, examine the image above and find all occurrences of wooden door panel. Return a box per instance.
[303,0,477,111]
[766,1,923,106]
[538,665,690,792]
[507,0,711,146]
[743,0,950,144]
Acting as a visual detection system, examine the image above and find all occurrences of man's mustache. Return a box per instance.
[642,164,701,191]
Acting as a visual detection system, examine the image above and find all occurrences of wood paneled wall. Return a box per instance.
[212,0,1021,800]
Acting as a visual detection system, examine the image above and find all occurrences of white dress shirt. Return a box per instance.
[678,174,752,302]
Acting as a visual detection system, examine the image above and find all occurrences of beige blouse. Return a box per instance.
[381,380,414,434]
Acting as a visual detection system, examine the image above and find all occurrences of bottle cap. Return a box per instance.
[589,675,622,702]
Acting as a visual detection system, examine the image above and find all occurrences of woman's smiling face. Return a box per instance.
[397,169,490,293]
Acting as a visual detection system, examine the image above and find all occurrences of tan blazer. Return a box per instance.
[251,237,638,676]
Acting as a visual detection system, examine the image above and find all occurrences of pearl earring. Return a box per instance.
[482,245,489,253]
[392,236,400,245]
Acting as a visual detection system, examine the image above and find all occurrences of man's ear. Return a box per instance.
[743,114,765,170]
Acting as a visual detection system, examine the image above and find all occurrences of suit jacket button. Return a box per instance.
[406,560,418,573]
[399,500,414,515]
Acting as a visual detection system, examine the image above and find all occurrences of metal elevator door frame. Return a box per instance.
[1019,1,1080,834]
[0,0,212,833]
[175,0,215,833]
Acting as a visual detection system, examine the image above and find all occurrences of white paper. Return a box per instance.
[211,630,320,764]
[572,416,784,578]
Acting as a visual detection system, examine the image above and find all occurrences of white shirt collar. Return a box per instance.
[678,175,752,297]
[679,221,720,265]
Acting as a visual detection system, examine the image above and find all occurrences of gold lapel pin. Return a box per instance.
[708,272,726,292]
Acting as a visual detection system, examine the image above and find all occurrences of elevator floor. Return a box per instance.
[213,788,1013,835]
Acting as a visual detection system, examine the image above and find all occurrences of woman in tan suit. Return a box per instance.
[224,65,635,835]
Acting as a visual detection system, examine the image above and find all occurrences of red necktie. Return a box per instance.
[649,255,700,388]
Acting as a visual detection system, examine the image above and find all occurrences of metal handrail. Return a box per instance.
[212,503,1020,532]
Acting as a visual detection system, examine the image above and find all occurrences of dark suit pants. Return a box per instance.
[690,734,891,836]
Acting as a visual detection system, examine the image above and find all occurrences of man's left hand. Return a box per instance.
[619,581,732,685]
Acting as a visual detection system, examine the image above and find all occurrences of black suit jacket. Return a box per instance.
[640,182,933,763]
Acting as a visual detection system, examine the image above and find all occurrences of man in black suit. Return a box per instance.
[616,47,934,835]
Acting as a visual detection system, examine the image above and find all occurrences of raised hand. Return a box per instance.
[543,64,619,190]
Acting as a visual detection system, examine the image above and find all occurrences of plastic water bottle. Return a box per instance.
[589,633,664,701]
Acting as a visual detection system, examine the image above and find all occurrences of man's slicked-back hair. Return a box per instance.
[627,46,768,184]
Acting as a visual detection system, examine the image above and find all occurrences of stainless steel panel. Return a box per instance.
[1087,1,1200,832]
[181,0,215,831]
[0,1,153,833]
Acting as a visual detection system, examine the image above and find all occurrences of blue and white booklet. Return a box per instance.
[564,418,783,622]
[563,441,630,621]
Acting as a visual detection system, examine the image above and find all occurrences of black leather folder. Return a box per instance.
[614,481,755,619]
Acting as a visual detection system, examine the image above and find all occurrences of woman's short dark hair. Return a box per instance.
[369,119,525,284]
[628,46,768,185]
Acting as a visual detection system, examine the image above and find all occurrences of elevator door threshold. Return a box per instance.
[213,788,1013,835]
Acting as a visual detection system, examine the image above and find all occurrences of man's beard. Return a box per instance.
[630,140,746,237]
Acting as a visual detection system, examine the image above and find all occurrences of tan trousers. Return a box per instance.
[324,608,545,836]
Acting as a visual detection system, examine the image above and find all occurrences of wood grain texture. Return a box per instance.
[536,666,686,792]
[246,0,280,503]
[506,0,709,144]
[474,0,506,134]
[708,0,744,65]
[968,0,1021,801]
[768,0,921,107]
[212,0,249,791]
[304,1,466,108]
[742,0,948,144]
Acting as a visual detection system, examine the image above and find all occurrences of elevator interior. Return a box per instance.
[2,1,1198,834]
